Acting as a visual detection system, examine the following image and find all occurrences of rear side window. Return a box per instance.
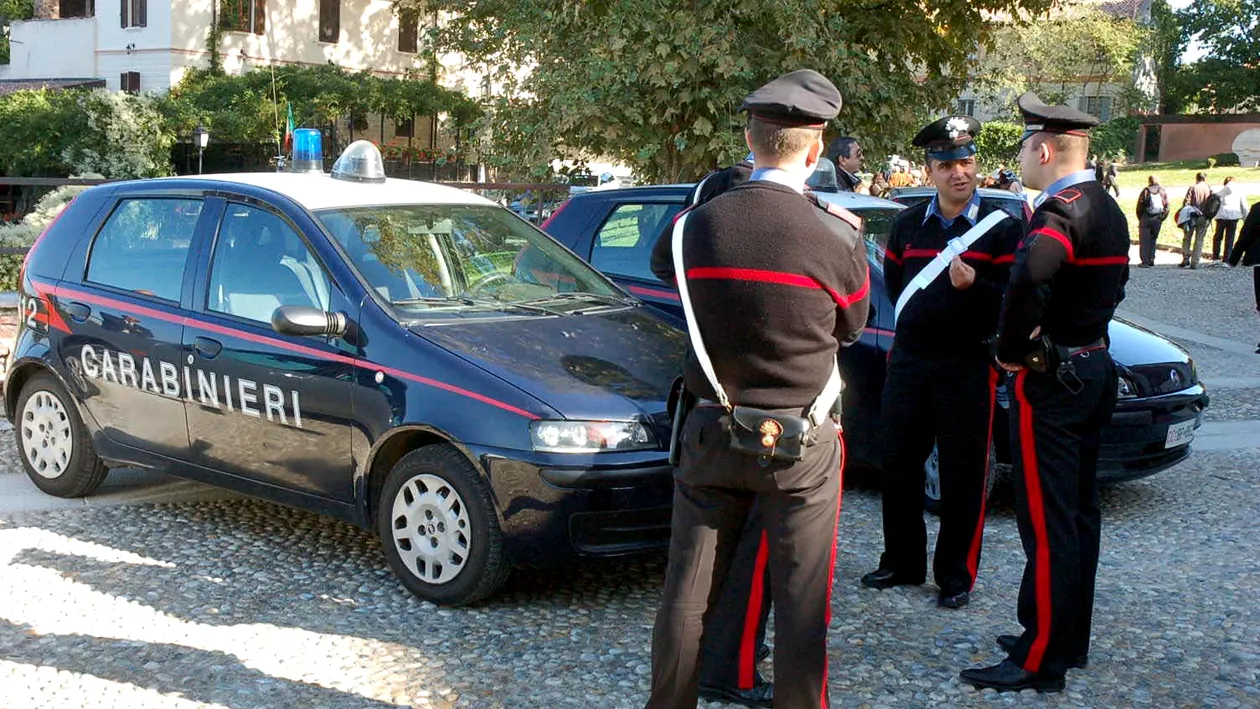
[590,203,681,282]
[86,198,202,302]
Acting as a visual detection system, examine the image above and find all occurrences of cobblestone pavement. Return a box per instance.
[1,265,1258,708]
[1,445,1257,708]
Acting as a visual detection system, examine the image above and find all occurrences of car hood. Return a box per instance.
[410,307,686,420]
[1107,317,1191,366]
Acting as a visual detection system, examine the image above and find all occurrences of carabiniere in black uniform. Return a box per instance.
[862,116,1023,608]
[961,92,1130,693]
[643,69,869,709]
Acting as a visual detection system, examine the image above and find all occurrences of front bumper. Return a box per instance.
[474,447,674,566]
[1098,386,1209,483]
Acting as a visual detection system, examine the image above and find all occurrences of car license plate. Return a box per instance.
[1164,420,1195,449]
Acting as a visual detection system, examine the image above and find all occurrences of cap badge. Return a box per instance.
[759,419,783,448]
[946,117,971,140]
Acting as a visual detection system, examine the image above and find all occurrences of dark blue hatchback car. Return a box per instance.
[544,184,1211,508]
[5,143,685,605]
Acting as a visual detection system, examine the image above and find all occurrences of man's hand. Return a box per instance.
[949,255,976,289]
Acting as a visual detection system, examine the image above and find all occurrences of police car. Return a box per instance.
[544,184,1210,510]
[5,138,684,605]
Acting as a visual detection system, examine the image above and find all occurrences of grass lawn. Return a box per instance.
[1115,159,1260,190]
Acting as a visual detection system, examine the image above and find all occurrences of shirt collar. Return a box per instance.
[750,166,806,194]
[923,189,982,228]
[1033,169,1096,208]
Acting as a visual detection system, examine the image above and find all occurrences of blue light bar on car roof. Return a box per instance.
[292,128,324,173]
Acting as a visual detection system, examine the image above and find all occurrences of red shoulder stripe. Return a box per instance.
[1030,227,1075,261]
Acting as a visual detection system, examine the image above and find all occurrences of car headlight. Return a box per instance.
[530,420,657,453]
[1117,375,1138,399]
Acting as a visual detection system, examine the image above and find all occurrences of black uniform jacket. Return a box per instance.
[651,181,870,410]
[1228,202,1260,267]
[883,197,1024,358]
[997,180,1130,363]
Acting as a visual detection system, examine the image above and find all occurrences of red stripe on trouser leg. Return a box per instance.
[965,367,999,587]
[1015,371,1053,672]
[738,530,770,690]
[820,433,845,708]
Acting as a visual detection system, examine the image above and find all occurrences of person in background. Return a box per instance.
[1212,176,1249,265]
[870,172,891,198]
[826,136,865,192]
[1226,201,1260,353]
[1104,161,1120,197]
[1180,173,1213,268]
[998,168,1024,195]
[1135,175,1169,267]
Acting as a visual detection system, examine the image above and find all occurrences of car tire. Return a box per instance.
[15,371,109,498]
[376,445,510,606]
[923,440,999,516]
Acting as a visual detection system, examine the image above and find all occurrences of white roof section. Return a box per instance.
[172,172,496,211]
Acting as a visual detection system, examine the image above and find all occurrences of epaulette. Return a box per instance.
[805,191,862,229]
[1052,189,1084,205]
[823,201,863,230]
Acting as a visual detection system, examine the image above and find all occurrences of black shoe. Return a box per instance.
[938,590,969,608]
[959,659,1065,693]
[1178,261,1188,268]
[860,567,924,589]
[698,680,774,707]
[996,635,1088,669]
[757,643,771,662]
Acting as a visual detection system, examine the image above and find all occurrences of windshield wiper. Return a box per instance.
[526,291,637,307]
[392,296,479,307]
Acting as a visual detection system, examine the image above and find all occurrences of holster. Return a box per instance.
[1023,335,1060,374]
[666,376,695,466]
[727,406,813,462]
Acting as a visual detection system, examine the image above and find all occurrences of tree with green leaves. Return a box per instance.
[1173,0,1260,113]
[398,0,1056,182]
[0,0,34,65]
[163,65,480,157]
[972,6,1147,120]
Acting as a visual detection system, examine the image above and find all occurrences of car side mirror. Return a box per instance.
[271,305,347,338]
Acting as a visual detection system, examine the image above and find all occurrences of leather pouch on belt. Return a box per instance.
[728,406,812,462]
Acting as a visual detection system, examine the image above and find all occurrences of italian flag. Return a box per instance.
[283,102,295,152]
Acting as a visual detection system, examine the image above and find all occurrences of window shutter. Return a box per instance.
[120,72,128,91]
[398,11,418,53]
[137,0,146,28]
[120,0,126,28]
[319,0,339,42]
[253,0,266,34]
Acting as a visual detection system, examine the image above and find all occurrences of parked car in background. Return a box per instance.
[545,184,1211,510]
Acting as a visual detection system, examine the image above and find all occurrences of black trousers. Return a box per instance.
[1005,351,1117,677]
[698,500,772,690]
[646,406,842,709]
[1138,216,1164,265]
[878,348,997,594]
[1214,220,1239,261]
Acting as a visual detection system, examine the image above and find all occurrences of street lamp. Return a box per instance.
[193,124,210,174]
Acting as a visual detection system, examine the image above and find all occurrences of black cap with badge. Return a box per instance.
[1016,91,1101,143]
[912,115,982,162]
[740,69,842,128]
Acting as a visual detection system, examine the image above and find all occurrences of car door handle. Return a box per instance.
[193,337,222,359]
[65,301,91,323]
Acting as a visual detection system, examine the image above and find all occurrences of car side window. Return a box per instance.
[589,202,681,281]
[86,198,202,302]
[207,203,331,325]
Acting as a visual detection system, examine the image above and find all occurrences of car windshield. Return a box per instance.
[316,204,627,318]
[854,207,902,256]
